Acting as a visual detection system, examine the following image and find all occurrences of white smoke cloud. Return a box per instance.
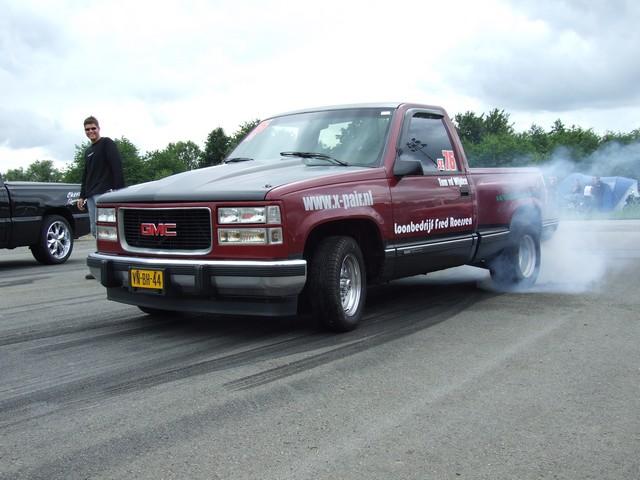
[470,221,615,295]
[542,141,640,180]
[472,138,639,294]
[535,221,608,293]
[530,140,639,293]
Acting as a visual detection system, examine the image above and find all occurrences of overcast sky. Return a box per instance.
[1,0,639,173]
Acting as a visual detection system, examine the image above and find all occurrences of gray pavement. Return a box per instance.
[0,220,639,479]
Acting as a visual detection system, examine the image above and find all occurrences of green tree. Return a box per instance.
[454,111,485,144]
[170,141,202,171]
[116,137,146,186]
[25,160,63,182]
[550,119,565,134]
[202,127,229,167]
[483,109,514,136]
[548,125,601,163]
[523,124,551,161]
[4,160,63,182]
[4,167,28,181]
[454,109,513,145]
[465,133,535,167]
[6,161,63,182]
[62,143,88,183]
[456,110,530,167]
[145,141,202,180]
[601,128,640,145]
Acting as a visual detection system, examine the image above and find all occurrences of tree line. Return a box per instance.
[455,109,640,180]
[3,110,639,184]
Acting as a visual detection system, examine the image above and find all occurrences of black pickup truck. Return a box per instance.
[0,176,91,264]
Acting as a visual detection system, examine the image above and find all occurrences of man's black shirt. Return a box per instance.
[80,137,125,198]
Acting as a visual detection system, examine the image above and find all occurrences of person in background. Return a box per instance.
[77,116,125,279]
[566,178,583,209]
[571,178,582,196]
[591,176,604,212]
[582,181,593,211]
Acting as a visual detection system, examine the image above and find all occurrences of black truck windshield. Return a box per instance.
[227,108,394,167]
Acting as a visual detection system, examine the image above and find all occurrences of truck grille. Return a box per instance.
[120,207,212,254]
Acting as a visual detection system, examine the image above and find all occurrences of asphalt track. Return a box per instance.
[1,220,639,479]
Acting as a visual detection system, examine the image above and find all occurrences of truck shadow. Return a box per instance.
[0,251,88,271]
[123,272,505,391]
[0,258,41,269]
[0,274,505,426]
[192,276,503,391]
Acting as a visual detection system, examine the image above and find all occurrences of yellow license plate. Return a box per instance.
[130,268,164,290]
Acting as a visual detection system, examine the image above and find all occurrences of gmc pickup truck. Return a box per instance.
[88,103,558,331]
[1,176,90,264]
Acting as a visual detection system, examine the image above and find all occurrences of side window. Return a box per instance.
[399,113,457,174]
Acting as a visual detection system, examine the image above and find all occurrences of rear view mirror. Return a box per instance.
[393,159,423,177]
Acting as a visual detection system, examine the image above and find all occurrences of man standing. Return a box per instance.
[591,176,604,212]
[78,116,125,279]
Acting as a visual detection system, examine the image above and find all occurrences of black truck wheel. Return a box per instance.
[490,225,540,289]
[308,236,366,332]
[30,214,74,265]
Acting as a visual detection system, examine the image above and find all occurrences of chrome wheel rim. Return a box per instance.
[518,234,536,278]
[47,221,71,259]
[339,253,362,315]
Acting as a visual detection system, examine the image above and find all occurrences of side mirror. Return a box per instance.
[393,159,423,177]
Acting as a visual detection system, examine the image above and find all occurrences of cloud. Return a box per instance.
[1,0,640,173]
[0,3,69,75]
[0,108,72,150]
[443,0,640,112]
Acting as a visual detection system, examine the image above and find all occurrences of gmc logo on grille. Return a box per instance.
[140,223,177,237]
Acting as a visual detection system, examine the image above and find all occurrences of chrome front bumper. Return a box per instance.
[86,252,307,316]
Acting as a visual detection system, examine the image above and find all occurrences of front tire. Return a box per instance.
[490,226,540,289]
[30,214,74,265]
[308,236,367,332]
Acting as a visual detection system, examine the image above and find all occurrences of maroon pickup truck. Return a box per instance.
[88,103,558,331]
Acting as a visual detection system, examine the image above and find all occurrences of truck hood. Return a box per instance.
[100,159,370,203]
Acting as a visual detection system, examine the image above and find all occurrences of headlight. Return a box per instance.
[219,228,268,244]
[218,207,265,224]
[218,206,281,224]
[218,227,283,245]
[97,207,116,223]
[97,225,117,242]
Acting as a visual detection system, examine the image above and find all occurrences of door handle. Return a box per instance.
[459,184,470,196]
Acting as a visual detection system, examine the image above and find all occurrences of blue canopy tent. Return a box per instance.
[558,173,638,211]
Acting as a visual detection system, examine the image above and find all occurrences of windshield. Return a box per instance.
[227,108,394,167]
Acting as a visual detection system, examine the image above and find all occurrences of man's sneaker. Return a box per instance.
[85,273,95,280]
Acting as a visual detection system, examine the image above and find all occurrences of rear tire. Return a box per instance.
[308,236,366,332]
[30,214,74,265]
[490,225,540,289]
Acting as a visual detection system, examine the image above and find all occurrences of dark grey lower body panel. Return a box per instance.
[383,228,520,278]
[107,287,298,317]
[384,234,476,279]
